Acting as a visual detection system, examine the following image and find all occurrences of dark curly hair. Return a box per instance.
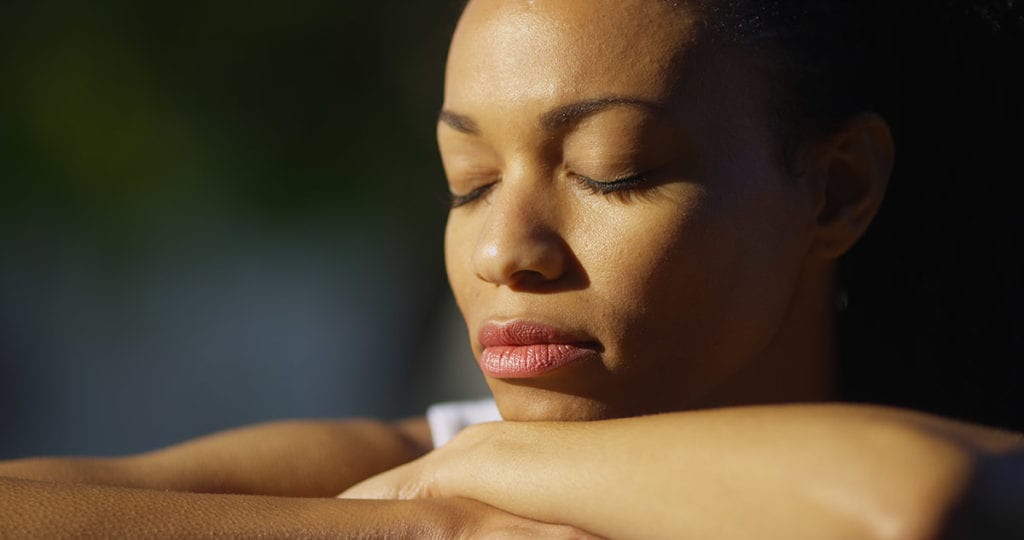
[692,0,898,173]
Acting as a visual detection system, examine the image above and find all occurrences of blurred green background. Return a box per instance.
[3,1,1021,457]
[0,1,488,458]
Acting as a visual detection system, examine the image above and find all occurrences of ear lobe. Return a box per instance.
[810,112,894,260]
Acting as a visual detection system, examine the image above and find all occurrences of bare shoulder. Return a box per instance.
[1,416,432,497]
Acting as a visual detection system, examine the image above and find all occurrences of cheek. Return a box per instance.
[444,212,481,323]
[570,187,715,343]
[578,182,809,367]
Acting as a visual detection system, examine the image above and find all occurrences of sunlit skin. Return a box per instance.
[442,0,840,421]
[2,2,1022,537]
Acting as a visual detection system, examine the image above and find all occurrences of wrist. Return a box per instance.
[435,420,568,506]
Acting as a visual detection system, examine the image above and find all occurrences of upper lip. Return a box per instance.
[478,320,601,349]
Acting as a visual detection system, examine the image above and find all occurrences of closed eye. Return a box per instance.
[573,172,650,194]
[448,183,496,208]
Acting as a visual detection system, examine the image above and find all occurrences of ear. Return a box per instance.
[808,112,894,260]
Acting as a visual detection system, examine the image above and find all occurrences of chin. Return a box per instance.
[489,381,630,422]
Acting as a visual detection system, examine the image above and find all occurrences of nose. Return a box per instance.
[472,181,570,289]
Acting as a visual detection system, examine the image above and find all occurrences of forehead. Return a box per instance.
[447,0,698,110]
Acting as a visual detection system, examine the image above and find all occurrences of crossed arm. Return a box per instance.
[3,406,1021,538]
[342,405,1024,540]
[0,418,590,537]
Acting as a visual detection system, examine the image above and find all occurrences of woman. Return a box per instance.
[1,0,1021,537]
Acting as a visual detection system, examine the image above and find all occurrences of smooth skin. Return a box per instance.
[344,1,1024,539]
[0,419,594,538]
[2,418,433,496]
[440,0,850,422]
[2,0,1021,538]
[0,477,587,538]
[344,406,1024,540]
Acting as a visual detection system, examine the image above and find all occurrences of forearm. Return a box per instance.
[0,456,144,489]
[137,418,429,495]
[0,418,429,496]
[0,476,377,537]
[0,477,590,538]
[426,405,1022,540]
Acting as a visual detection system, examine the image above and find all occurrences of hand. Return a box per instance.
[400,497,602,539]
[339,454,433,500]
[340,423,603,538]
[339,421,500,500]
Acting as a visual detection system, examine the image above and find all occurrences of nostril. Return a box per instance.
[472,229,589,292]
[508,268,554,289]
[471,196,575,288]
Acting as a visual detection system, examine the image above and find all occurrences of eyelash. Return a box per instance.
[572,172,650,195]
[448,183,495,208]
[448,172,650,209]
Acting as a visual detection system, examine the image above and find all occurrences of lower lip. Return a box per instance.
[480,343,596,378]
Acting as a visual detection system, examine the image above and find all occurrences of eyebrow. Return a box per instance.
[438,96,667,136]
[438,110,480,135]
[540,97,667,131]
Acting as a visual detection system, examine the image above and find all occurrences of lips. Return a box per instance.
[478,320,600,378]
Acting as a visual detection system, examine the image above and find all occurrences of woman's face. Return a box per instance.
[442,0,824,421]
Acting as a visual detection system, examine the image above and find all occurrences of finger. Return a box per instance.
[337,478,392,499]
[471,522,605,540]
[338,464,426,500]
[458,506,605,539]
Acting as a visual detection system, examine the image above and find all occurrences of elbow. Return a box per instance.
[882,500,967,540]
[871,446,986,540]
[823,417,981,540]
[932,449,1024,540]
[840,485,970,540]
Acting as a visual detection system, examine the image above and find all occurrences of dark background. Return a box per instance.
[0,1,488,459]
[837,3,1023,432]
[1,2,1022,459]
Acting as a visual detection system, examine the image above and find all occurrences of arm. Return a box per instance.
[0,477,596,538]
[0,418,597,537]
[343,404,1024,540]
[0,417,433,496]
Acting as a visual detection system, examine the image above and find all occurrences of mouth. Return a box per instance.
[477,320,602,378]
